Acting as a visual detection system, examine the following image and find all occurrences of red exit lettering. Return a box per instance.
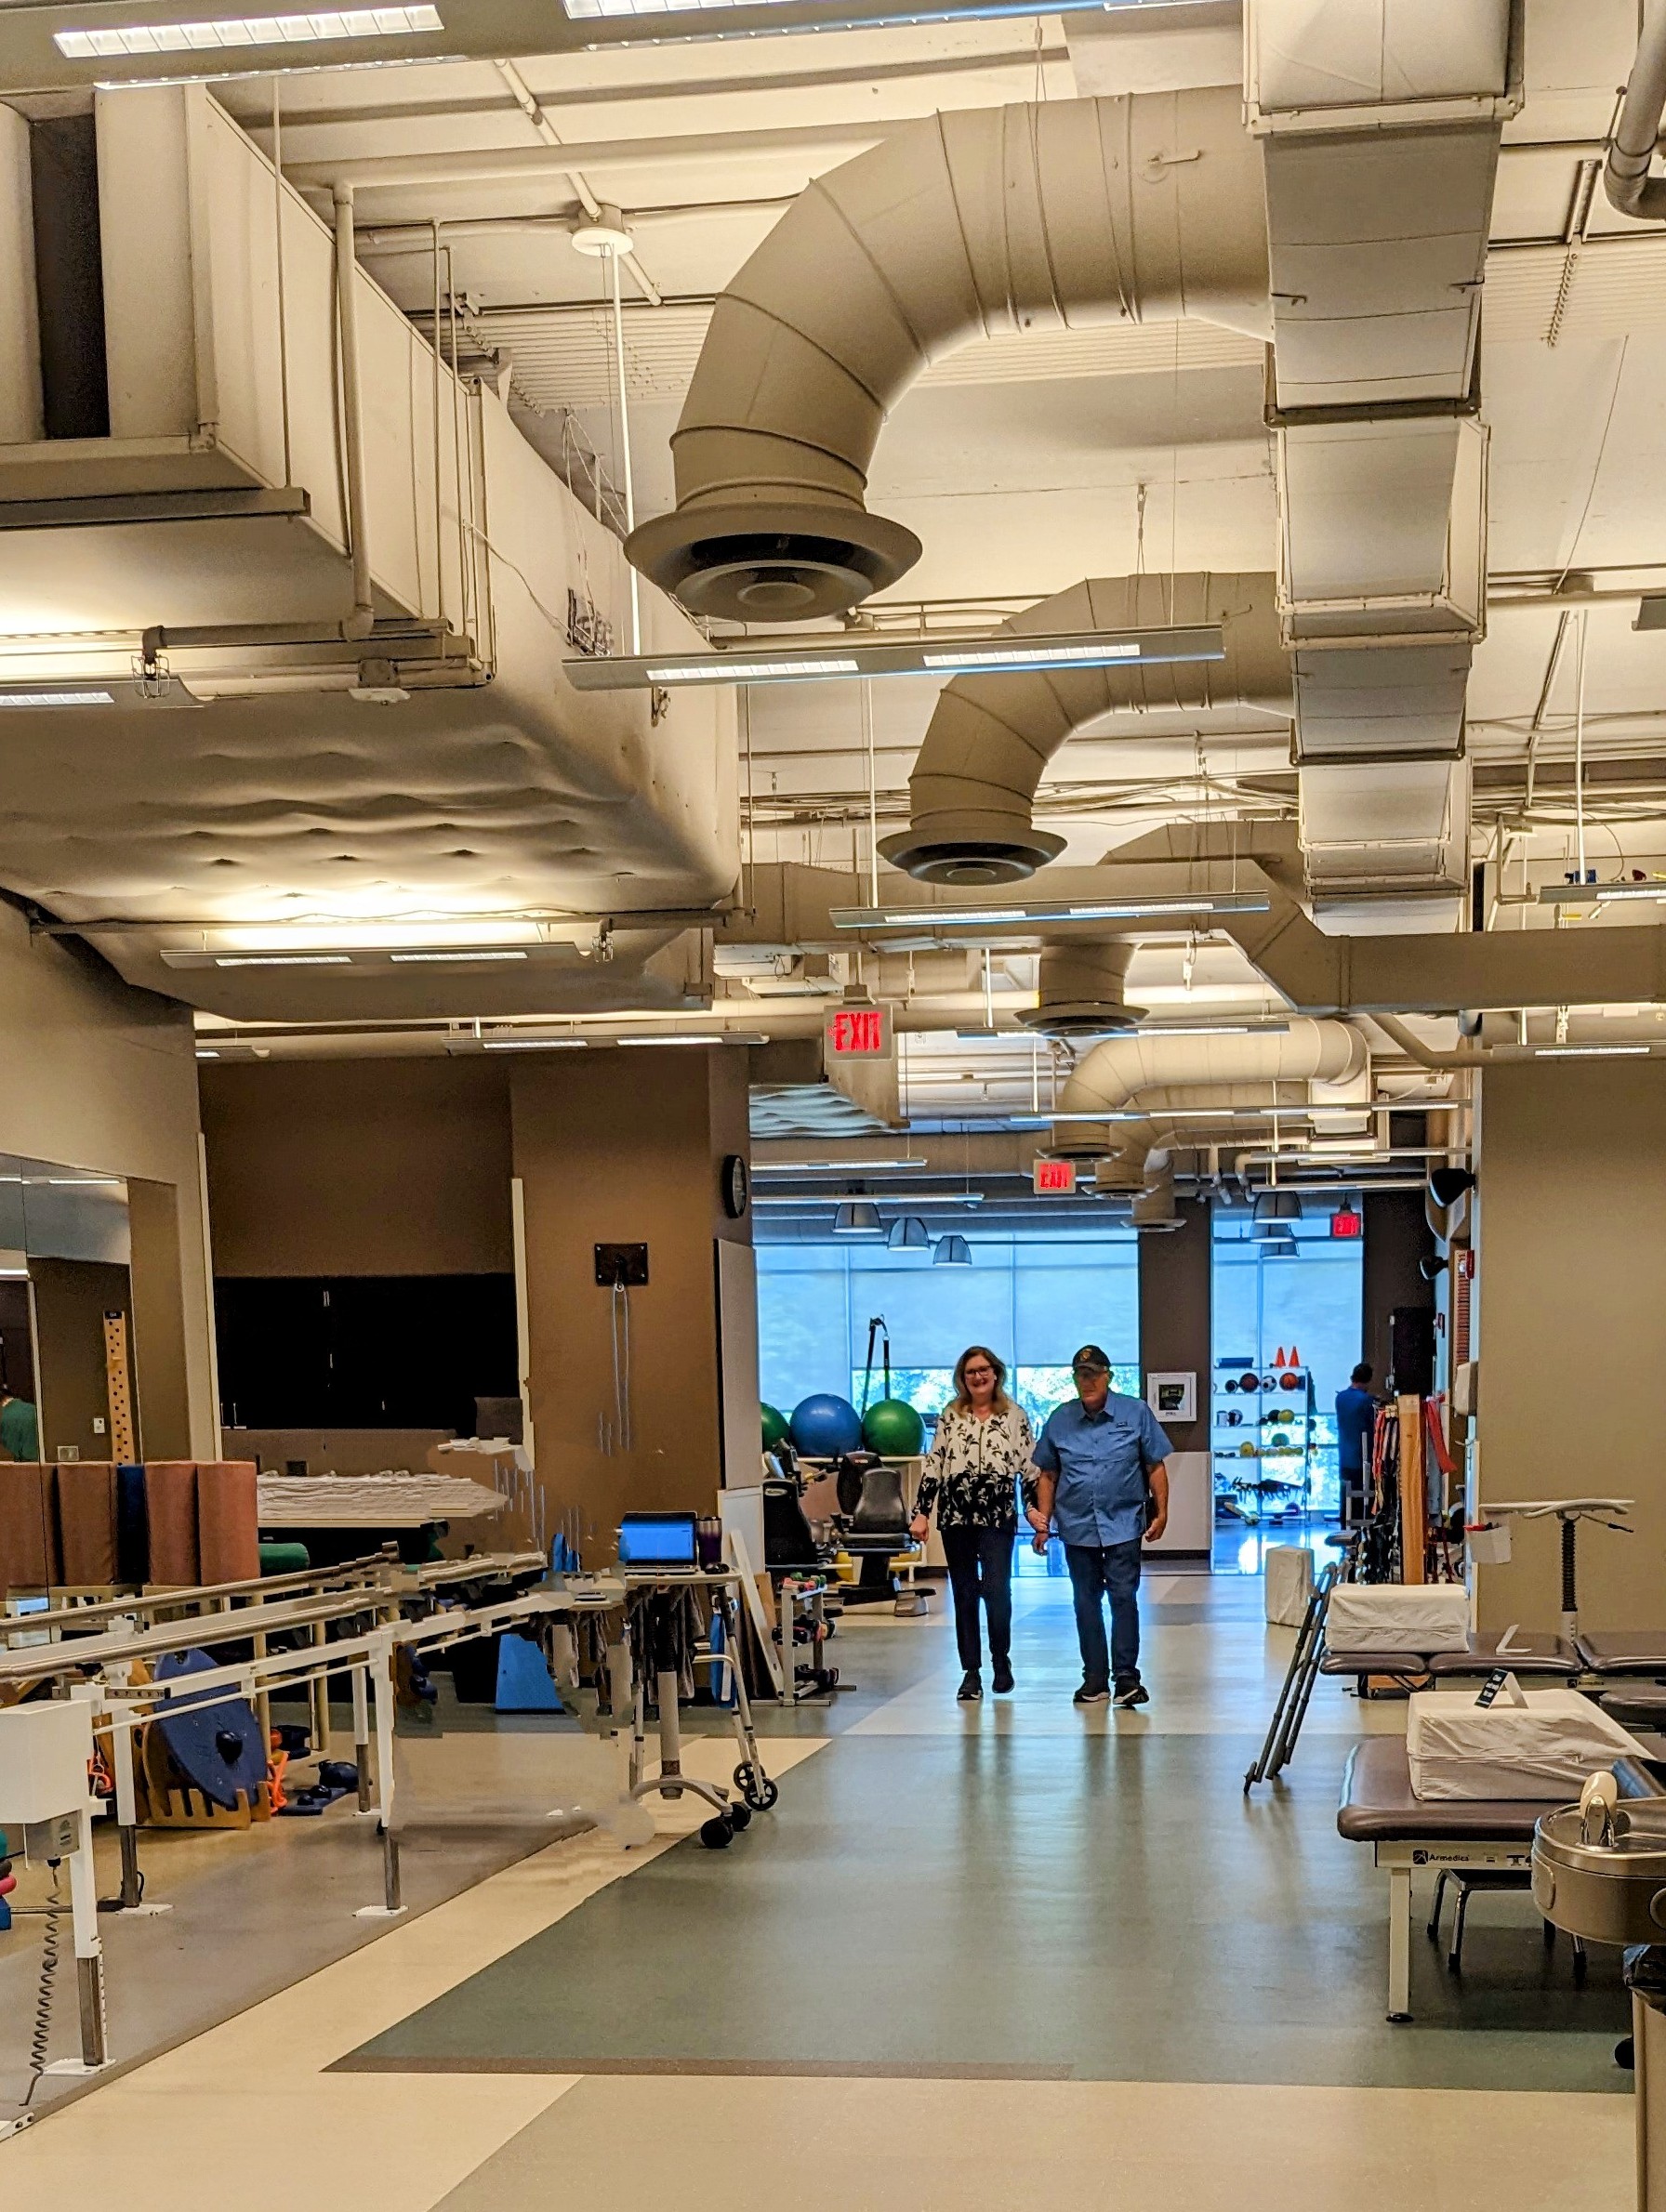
[1329,1207,1363,1239]
[1033,1158,1076,1194]
[826,1007,887,1057]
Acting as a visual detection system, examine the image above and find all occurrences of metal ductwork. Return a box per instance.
[1248,0,1520,902]
[1022,939,1147,1039]
[879,573,1288,885]
[1606,1,1666,221]
[626,92,1270,623]
[1051,1017,1368,1171]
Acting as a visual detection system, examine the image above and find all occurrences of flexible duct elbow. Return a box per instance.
[627,93,1270,622]
[1607,1,1666,221]
[880,573,1289,883]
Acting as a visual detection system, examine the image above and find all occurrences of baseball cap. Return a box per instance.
[1070,1344,1111,1374]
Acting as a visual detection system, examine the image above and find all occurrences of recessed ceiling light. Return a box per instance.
[0,690,115,707]
[55,6,442,58]
[212,953,353,968]
[389,949,529,963]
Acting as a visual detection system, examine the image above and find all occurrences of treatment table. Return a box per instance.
[1340,1738,1666,2021]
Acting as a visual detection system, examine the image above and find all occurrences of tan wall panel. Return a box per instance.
[511,1047,751,1550]
[31,1257,134,1467]
[128,1176,193,1458]
[201,1059,514,1277]
[1474,1061,1666,1631]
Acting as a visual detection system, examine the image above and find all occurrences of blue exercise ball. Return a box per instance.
[789,1392,864,1458]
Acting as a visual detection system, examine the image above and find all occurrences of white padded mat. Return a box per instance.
[1408,1688,1644,1801]
[1328,1583,1470,1655]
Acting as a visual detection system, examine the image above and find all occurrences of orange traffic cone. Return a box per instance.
[1273,1347,1287,1369]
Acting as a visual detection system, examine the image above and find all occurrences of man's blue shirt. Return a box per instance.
[1335,1386,1377,1474]
[1033,1391,1172,1547]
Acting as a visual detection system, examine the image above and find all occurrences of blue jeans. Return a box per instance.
[1064,1539,1143,1691]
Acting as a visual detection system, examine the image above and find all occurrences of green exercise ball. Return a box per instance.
[761,1402,790,1451]
[862,1397,926,1457]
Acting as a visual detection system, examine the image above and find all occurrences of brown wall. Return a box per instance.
[0,1280,35,1409]
[31,1257,134,1464]
[1139,1199,1211,1458]
[201,1059,514,1276]
[1474,1060,1666,1630]
[1361,1190,1435,1391]
[128,1176,193,1457]
[511,1046,751,1550]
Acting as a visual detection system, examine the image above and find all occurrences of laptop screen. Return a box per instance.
[617,1512,699,1566]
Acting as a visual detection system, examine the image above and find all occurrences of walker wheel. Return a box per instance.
[699,1816,733,1849]
[728,1800,752,1832]
[734,1760,756,1795]
[746,1777,779,1812]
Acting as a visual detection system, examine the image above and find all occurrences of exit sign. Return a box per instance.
[1033,1157,1076,1194]
[826,1006,891,1058]
[1330,1206,1363,1240]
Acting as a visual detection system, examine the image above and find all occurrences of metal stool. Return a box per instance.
[1427,1866,1586,1978]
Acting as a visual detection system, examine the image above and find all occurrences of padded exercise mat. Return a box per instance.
[53,1461,117,1586]
[0,1463,57,1589]
[196,1461,259,1583]
[116,1465,149,1584]
[143,1460,200,1585]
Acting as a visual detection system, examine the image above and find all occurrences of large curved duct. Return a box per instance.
[1051,1018,1367,1169]
[880,573,1289,884]
[1023,939,1146,1039]
[626,93,1269,623]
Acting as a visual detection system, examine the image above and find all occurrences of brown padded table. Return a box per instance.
[1576,1631,1666,1675]
[1322,1631,1579,1679]
[1338,1738,1568,2021]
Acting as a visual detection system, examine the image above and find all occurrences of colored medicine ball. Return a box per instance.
[761,1402,790,1451]
[789,1393,865,1458]
[861,1398,926,1458]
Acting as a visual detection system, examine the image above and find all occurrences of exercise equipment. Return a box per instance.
[789,1393,863,1458]
[148,1650,268,1816]
[760,1403,790,1452]
[862,1398,925,1457]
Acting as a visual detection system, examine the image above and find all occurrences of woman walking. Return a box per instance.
[910,1347,1035,1701]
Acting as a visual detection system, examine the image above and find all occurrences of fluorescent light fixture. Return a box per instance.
[1138,1022,1290,1039]
[920,641,1140,672]
[753,1158,930,1174]
[389,949,529,964]
[566,625,1223,692]
[644,658,860,684]
[1539,880,1666,904]
[55,7,441,58]
[195,1048,220,1060]
[0,690,114,707]
[213,953,352,968]
[835,893,1269,930]
[1534,1044,1651,1059]
[481,1036,589,1051]
[617,1034,746,1047]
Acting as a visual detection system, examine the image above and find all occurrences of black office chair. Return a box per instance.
[832,1455,913,1604]
[761,1478,824,1573]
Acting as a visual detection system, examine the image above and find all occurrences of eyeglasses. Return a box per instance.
[963,1367,996,1381]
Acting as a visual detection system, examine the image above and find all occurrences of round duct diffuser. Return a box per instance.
[1017,999,1144,1040]
[877,824,1066,886]
[626,504,920,624]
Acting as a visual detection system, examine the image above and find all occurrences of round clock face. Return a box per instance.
[721,1153,749,1218]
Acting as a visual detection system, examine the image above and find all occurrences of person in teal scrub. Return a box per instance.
[0,1383,38,1461]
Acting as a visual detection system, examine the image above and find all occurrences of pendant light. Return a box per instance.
[886,1216,931,1251]
[932,1233,972,1267]
[833,1201,883,1235]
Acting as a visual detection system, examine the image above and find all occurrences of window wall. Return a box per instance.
[757,1230,1140,1436]
[1211,1209,1365,1519]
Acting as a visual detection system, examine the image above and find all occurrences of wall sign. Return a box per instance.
[825,1005,892,1059]
[1145,1371,1197,1424]
[1329,1205,1363,1239]
[1032,1157,1076,1194]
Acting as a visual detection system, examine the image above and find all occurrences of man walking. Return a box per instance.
[1335,1362,1380,1527]
[1028,1346,1171,1708]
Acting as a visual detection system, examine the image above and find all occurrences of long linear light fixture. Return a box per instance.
[753,1158,931,1173]
[55,7,442,57]
[563,625,1224,691]
[1533,1043,1653,1059]
[0,689,116,707]
[1007,1106,1327,1127]
[833,892,1271,930]
[1538,881,1666,904]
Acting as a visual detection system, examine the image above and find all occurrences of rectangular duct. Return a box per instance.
[29,113,109,441]
[1249,0,1518,902]
[0,104,42,443]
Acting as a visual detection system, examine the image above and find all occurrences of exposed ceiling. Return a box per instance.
[1,0,1665,1127]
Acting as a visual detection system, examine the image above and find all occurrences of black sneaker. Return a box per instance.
[957,1670,983,1701]
[991,1662,1015,1694]
[1072,1683,1111,1706]
[1113,1681,1150,1709]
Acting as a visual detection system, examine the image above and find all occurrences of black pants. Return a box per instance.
[940,1525,1014,1673]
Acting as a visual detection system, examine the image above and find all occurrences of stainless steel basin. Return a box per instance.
[1534,1804,1666,1948]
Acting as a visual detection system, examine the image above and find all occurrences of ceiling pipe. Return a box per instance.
[331,184,377,644]
[879,572,1288,884]
[1606,1,1666,220]
[490,58,663,308]
[625,91,1269,624]
[1048,1018,1368,1169]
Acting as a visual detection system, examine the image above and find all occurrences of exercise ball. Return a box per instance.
[760,1402,790,1452]
[862,1397,926,1458]
[789,1393,864,1458]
